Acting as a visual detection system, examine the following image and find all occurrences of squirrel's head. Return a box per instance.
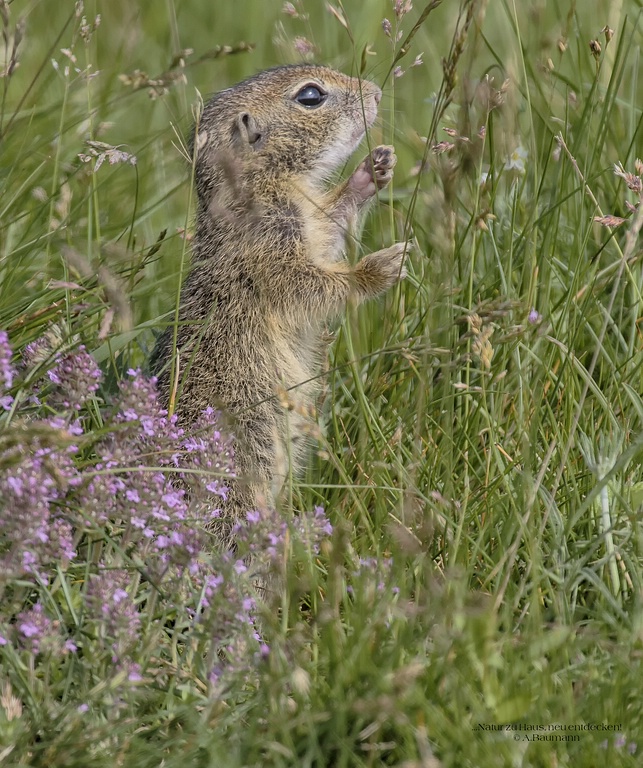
[193,65,381,192]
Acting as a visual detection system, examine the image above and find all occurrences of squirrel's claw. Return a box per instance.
[368,145,397,190]
[349,144,397,204]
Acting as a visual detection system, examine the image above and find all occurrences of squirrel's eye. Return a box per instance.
[294,85,327,108]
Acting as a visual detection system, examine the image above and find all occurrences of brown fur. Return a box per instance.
[150,65,409,548]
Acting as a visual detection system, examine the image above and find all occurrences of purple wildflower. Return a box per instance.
[191,556,265,691]
[177,405,235,507]
[201,573,225,608]
[350,556,397,595]
[528,308,542,324]
[78,370,234,581]
[0,331,14,388]
[233,506,288,562]
[116,368,164,434]
[20,332,102,412]
[121,661,142,683]
[233,504,332,565]
[47,345,101,410]
[15,603,55,654]
[293,505,332,554]
[0,394,12,410]
[22,333,56,368]
[0,330,15,410]
[0,353,274,698]
[86,571,140,660]
[0,422,80,580]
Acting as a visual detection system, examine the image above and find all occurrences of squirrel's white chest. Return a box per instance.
[297,195,347,265]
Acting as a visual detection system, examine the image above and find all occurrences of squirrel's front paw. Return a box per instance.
[349,145,397,204]
[354,241,411,296]
[368,145,397,190]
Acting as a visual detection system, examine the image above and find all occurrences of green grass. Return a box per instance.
[1,0,643,766]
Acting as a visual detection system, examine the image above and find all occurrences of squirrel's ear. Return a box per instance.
[234,112,262,147]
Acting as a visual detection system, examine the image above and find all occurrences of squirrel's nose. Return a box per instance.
[373,87,382,105]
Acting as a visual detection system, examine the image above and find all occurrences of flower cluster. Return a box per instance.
[86,570,141,667]
[234,506,288,562]
[12,602,76,656]
[292,505,333,554]
[47,345,102,410]
[0,335,234,587]
[193,554,265,690]
[0,330,15,410]
[347,556,399,596]
[232,504,332,567]
[0,338,104,580]
[0,328,334,701]
[0,418,80,581]
[21,330,102,411]
[16,603,54,654]
[78,368,234,582]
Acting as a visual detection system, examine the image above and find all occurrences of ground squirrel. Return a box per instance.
[150,64,410,549]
